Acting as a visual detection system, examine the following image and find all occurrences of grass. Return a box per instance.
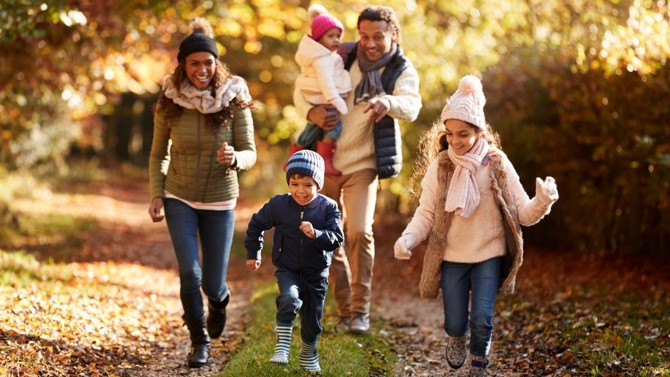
[221,279,396,377]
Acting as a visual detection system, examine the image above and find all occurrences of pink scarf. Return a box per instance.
[445,137,490,218]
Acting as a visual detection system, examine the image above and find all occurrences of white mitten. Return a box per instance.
[330,96,348,115]
[535,177,559,205]
[394,234,417,260]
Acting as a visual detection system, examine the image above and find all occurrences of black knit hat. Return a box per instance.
[286,150,325,189]
[177,18,219,62]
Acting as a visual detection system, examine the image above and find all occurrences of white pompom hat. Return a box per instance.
[440,75,487,129]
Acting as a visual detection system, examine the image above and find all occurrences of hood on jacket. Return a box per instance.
[295,34,335,69]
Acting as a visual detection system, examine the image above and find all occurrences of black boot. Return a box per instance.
[207,293,230,339]
[184,314,210,368]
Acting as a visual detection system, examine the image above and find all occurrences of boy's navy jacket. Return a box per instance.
[245,193,344,281]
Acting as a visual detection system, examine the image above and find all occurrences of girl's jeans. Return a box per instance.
[164,198,233,322]
[275,269,329,343]
[440,256,502,357]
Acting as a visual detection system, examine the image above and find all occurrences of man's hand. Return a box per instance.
[307,104,340,131]
[364,97,391,122]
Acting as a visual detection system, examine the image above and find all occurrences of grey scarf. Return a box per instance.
[354,44,397,104]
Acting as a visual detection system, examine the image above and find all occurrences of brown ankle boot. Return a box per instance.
[316,141,341,176]
[283,144,305,171]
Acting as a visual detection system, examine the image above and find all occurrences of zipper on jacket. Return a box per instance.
[300,209,304,275]
[196,114,202,201]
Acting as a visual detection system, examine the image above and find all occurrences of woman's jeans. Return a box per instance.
[164,198,234,322]
[275,269,329,343]
[440,256,502,357]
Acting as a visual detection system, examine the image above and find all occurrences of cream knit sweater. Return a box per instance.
[293,58,421,175]
[403,155,553,263]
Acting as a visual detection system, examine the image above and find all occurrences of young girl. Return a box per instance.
[393,75,558,377]
[289,4,352,176]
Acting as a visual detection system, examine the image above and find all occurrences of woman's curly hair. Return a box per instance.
[155,61,253,131]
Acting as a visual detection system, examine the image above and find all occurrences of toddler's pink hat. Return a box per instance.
[309,4,343,41]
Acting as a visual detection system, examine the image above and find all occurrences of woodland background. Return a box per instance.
[1,0,669,253]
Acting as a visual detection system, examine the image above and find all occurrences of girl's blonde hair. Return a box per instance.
[408,120,501,198]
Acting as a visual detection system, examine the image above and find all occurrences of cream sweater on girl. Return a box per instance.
[402,154,553,263]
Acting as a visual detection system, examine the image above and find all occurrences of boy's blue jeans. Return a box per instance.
[440,256,502,357]
[164,198,233,322]
[275,269,329,343]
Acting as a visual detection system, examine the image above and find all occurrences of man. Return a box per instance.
[293,5,422,333]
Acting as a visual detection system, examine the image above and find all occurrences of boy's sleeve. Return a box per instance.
[245,201,274,260]
[312,200,344,251]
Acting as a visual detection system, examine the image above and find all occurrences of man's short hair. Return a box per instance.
[357,6,401,43]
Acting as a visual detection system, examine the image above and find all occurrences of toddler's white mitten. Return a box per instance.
[535,177,559,205]
[330,96,348,115]
[393,234,417,260]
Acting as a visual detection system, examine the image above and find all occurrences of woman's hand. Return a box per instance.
[148,197,165,222]
[217,142,236,166]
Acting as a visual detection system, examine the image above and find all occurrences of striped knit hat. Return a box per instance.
[286,150,325,189]
[309,4,343,42]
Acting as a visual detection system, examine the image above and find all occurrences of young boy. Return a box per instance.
[245,150,344,372]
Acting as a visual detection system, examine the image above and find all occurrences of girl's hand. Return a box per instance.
[300,221,316,239]
[217,142,236,166]
[535,177,559,205]
[393,234,417,260]
[247,259,261,271]
[148,197,165,222]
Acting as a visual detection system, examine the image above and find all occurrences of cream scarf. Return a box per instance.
[445,137,490,218]
[162,75,251,113]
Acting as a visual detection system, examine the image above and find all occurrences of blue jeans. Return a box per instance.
[164,198,234,322]
[275,269,329,343]
[440,257,502,357]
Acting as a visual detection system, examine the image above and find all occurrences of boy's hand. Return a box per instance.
[247,259,261,271]
[300,221,316,239]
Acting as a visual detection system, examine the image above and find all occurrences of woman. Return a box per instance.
[147,17,256,368]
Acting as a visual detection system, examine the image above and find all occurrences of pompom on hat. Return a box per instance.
[286,150,325,189]
[178,17,219,62]
[440,75,487,129]
[308,4,343,42]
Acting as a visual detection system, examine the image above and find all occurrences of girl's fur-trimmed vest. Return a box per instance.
[419,149,525,299]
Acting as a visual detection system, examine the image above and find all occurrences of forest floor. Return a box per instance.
[0,174,668,376]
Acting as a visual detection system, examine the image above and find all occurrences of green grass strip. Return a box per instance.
[221,279,396,376]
